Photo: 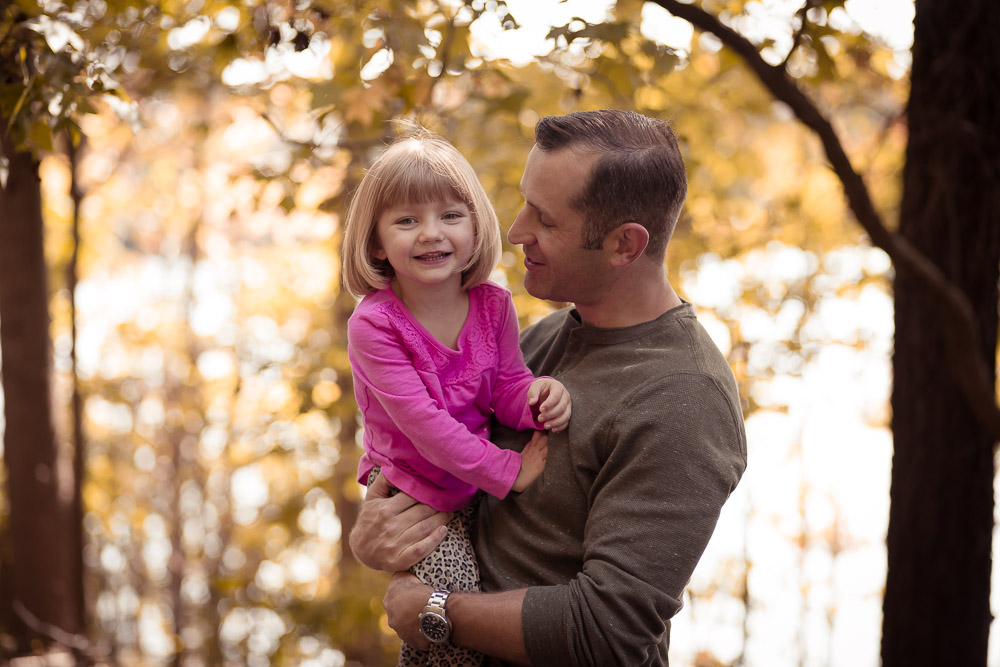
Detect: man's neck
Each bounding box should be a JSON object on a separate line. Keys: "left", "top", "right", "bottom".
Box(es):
{"left": 574, "top": 264, "right": 682, "bottom": 329}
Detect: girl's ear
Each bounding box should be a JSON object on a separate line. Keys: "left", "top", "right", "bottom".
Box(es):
{"left": 371, "top": 239, "right": 386, "bottom": 260}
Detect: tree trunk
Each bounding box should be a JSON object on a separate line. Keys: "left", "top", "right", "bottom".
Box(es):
{"left": 66, "top": 135, "right": 88, "bottom": 644}
{"left": 883, "top": 0, "right": 1000, "bottom": 664}
{"left": 0, "top": 122, "right": 80, "bottom": 648}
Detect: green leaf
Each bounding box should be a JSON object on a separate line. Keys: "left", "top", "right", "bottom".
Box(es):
{"left": 27, "top": 119, "right": 54, "bottom": 151}
{"left": 814, "top": 38, "right": 838, "bottom": 80}
{"left": 547, "top": 19, "right": 629, "bottom": 46}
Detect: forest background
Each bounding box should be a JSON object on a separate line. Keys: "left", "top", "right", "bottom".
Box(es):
{"left": 1, "top": 0, "right": 998, "bottom": 665}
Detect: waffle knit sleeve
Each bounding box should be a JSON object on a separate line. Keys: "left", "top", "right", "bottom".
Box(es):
{"left": 520, "top": 373, "right": 746, "bottom": 666}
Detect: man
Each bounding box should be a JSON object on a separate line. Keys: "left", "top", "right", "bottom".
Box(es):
{"left": 349, "top": 109, "right": 747, "bottom": 666}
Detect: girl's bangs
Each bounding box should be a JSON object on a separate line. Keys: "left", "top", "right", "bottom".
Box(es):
{"left": 378, "top": 156, "right": 468, "bottom": 212}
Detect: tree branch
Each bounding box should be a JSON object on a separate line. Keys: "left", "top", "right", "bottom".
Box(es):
{"left": 780, "top": 0, "right": 813, "bottom": 70}
{"left": 651, "top": 0, "right": 1000, "bottom": 441}
{"left": 13, "top": 600, "right": 109, "bottom": 657}
{"left": 422, "top": 2, "right": 458, "bottom": 107}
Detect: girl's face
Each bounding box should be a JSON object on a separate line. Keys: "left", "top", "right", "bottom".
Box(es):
{"left": 373, "top": 197, "right": 476, "bottom": 294}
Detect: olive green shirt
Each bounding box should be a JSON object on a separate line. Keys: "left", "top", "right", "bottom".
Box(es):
{"left": 475, "top": 303, "right": 747, "bottom": 666}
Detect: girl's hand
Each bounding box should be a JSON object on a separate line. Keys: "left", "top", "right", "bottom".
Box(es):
{"left": 527, "top": 378, "right": 572, "bottom": 432}
{"left": 512, "top": 430, "right": 548, "bottom": 492}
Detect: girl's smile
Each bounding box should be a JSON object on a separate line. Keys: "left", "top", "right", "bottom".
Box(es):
{"left": 374, "top": 198, "right": 476, "bottom": 292}
{"left": 415, "top": 251, "right": 452, "bottom": 262}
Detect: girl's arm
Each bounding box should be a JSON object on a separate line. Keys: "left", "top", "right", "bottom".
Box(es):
{"left": 489, "top": 292, "right": 554, "bottom": 430}
{"left": 349, "top": 312, "right": 522, "bottom": 500}
{"left": 511, "top": 430, "right": 548, "bottom": 492}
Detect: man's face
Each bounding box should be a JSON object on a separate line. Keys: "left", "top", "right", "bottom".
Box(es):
{"left": 508, "top": 146, "right": 612, "bottom": 306}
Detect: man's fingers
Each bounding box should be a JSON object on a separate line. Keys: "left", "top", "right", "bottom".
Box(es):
{"left": 396, "top": 523, "right": 449, "bottom": 568}
{"left": 351, "top": 475, "right": 449, "bottom": 571}
{"left": 384, "top": 572, "right": 433, "bottom": 649}
{"left": 368, "top": 474, "right": 423, "bottom": 514}
{"left": 382, "top": 507, "right": 451, "bottom": 571}
{"left": 397, "top": 505, "right": 452, "bottom": 541}
{"left": 372, "top": 491, "right": 422, "bottom": 526}
{"left": 366, "top": 471, "right": 394, "bottom": 499}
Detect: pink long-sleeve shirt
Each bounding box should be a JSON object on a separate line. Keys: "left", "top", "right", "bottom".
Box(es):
{"left": 349, "top": 281, "right": 543, "bottom": 512}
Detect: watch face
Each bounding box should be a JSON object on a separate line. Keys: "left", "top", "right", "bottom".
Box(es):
{"left": 419, "top": 613, "right": 450, "bottom": 644}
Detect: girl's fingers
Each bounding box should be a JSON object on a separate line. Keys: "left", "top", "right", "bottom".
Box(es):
{"left": 526, "top": 430, "right": 548, "bottom": 450}
{"left": 538, "top": 389, "right": 561, "bottom": 414}
{"left": 546, "top": 414, "right": 569, "bottom": 431}
{"left": 539, "top": 396, "right": 570, "bottom": 420}
{"left": 542, "top": 402, "right": 571, "bottom": 431}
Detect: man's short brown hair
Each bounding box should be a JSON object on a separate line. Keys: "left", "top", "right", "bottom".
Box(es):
{"left": 534, "top": 110, "right": 687, "bottom": 258}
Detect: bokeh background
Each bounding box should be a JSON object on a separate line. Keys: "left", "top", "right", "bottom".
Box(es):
{"left": 1, "top": 0, "right": 997, "bottom": 665}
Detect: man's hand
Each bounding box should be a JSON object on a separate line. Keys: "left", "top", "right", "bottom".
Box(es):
{"left": 384, "top": 574, "right": 533, "bottom": 665}
{"left": 348, "top": 472, "right": 452, "bottom": 571}
{"left": 527, "top": 377, "right": 572, "bottom": 432}
{"left": 511, "top": 430, "right": 548, "bottom": 493}
{"left": 384, "top": 572, "right": 434, "bottom": 649}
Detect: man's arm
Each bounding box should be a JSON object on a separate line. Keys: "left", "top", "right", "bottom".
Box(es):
{"left": 384, "top": 572, "right": 531, "bottom": 666}
{"left": 348, "top": 473, "right": 451, "bottom": 572}
{"left": 514, "top": 377, "right": 747, "bottom": 665}
{"left": 380, "top": 377, "right": 745, "bottom": 666}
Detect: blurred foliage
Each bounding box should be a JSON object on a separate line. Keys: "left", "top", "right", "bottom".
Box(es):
{"left": 1, "top": 0, "right": 912, "bottom": 664}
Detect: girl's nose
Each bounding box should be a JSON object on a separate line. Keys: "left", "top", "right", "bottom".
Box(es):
{"left": 419, "top": 221, "right": 444, "bottom": 242}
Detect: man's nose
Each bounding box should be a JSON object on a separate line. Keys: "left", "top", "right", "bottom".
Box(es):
{"left": 508, "top": 209, "right": 531, "bottom": 245}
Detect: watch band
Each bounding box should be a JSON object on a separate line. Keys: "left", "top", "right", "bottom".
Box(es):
{"left": 425, "top": 589, "right": 449, "bottom": 615}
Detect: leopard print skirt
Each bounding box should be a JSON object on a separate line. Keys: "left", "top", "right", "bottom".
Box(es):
{"left": 367, "top": 467, "right": 485, "bottom": 667}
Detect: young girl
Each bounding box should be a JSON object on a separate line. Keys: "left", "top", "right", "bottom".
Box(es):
{"left": 342, "top": 129, "right": 571, "bottom": 667}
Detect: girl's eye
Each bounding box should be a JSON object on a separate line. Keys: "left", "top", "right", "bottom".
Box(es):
{"left": 396, "top": 217, "right": 417, "bottom": 226}
{"left": 443, "top": 212, "right": 464, "bottom": 222}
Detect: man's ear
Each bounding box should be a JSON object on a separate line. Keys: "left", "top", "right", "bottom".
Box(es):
{"left": 607, "top": 222, "right": 649, "bottom": 267}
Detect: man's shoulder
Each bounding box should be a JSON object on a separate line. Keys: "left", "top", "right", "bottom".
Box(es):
{"left": 595, "top": 308, "right": 742, "bottom": 414}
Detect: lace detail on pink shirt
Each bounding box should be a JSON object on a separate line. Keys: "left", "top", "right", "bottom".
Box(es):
{"left": 372, "top": 285, "right": 507, "bottom": 386}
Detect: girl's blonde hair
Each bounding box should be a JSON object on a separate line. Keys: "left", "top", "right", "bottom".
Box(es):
{"left": 341, "top": 129, "right": 502, "bottom": 298}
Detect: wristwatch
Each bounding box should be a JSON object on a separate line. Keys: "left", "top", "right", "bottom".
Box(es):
{"left": 418, "top": 589, "right": 452, "bottom": 644}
